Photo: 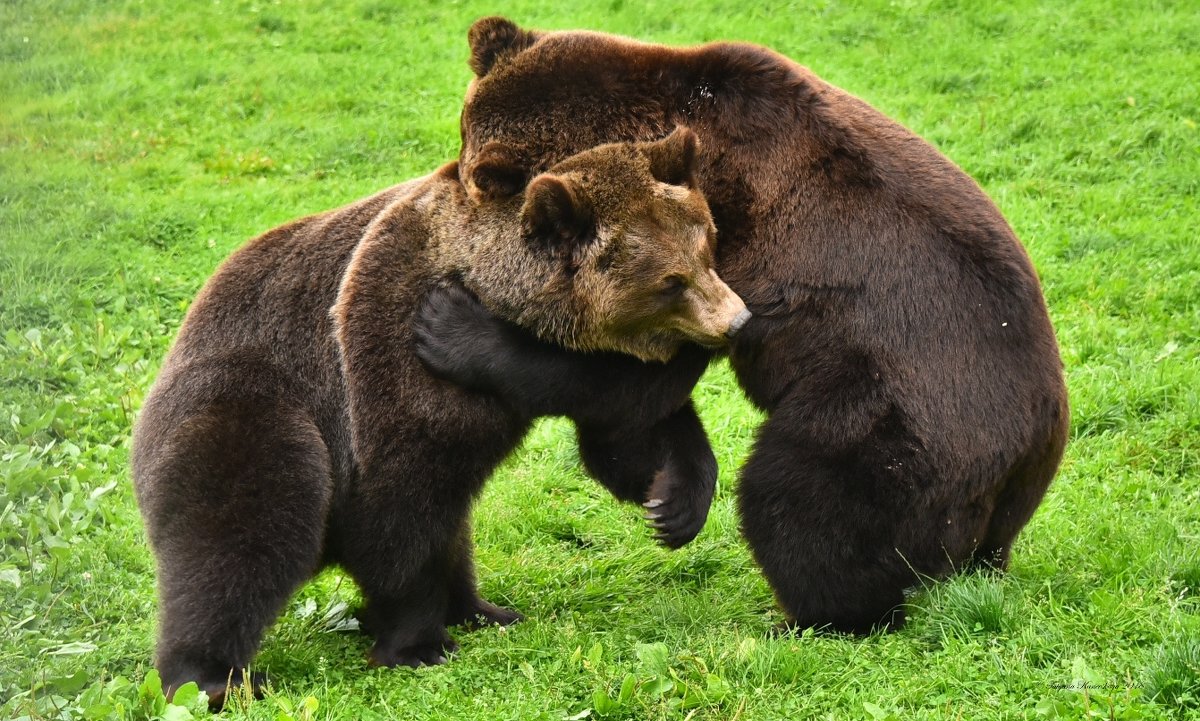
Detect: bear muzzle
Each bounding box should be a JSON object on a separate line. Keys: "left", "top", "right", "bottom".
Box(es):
{"left": 725, "top": 308, "right": 753, "bottom": 339}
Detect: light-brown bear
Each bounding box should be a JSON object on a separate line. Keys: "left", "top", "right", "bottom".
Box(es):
{"left": 415, "top": 17, "right": 1070, "bottom": 635}
{"left": 131, "top": 127, "right": 747, "bottom": 706}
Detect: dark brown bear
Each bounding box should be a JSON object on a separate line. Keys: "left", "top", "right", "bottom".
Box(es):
{"left": 131, "top": 128, "right": 748, "bottom": 705}
{"left": 416, "top": 17, "right": 1069, "bottom": 634}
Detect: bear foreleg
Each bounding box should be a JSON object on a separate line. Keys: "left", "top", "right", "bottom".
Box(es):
{"left": 413, "top": 283, "right": 712, "bottom": 426}
{"left": 737, "top": 408, "right": 913, "bottom": 634}
{"left": 577, "top": 400, "right": 717, "bottom": 548}
{"left": 443, "top": 521, "right": 524, "bottom": 628}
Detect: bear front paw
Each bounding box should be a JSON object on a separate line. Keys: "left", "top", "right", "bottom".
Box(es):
{"left": 448, "top": 599, "right": 524, "bottom": 630}
{"left": 644, "top": 466, "right": 713, "bottom": 549}
{"left": 413, "top": 284, "right": 500, "bottom": 388}
{"left": 643, "top": 495, "right": 708, "bottom": 549}
{"left": 368, "top": 635, "right": 459, "bottom": 668}
{"left": 187, "top": 670, "right": 266, "bottom": 711}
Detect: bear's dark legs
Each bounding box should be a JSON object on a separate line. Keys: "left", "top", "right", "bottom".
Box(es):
{"left": 333, "top": 496, "right": 467, "bottom": 668}
{"left": 969, "top": 402, "right": 1069, "bottom": 572}
{"left": 737, "top": 411, "right": 912, "bottom": 634}
{"left": 443, "top": 522, "right": 523, "bottom": 629}
{"left": 135, "top": 391, "right": 332, "bottom": 708}
{"left": 577, "top": 400, "right": 717, "bottom": 548}
{"left": 346, "top": 516, "right": 517, "bottom": 665}
{"left": 358, "top": 567, "right": 458, "bottom": 668}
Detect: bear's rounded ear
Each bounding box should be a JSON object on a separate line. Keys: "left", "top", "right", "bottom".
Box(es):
{"left": 521, "top": 175, "right": 595, "bottom": 268}
{"left": 645, "top": 126, "right": 700, "bottom": 188}
{"left": 470, "top": 142, "right": 528, "bottom": 200}
{"left": 468, "top": 16, "right": 541, "bottom": 77}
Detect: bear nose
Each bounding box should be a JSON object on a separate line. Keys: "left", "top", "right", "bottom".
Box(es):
{"left": 725, "top": 308, "right": 752, "bottom": 339}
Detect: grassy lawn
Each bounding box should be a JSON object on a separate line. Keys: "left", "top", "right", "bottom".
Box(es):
{"left": 2, "top": 0, "right": 1197, "bottom": 719}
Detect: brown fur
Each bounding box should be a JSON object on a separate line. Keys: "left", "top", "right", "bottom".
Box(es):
{"left": 450, "top": 128, "right": 746, "bottom": 362}
{"left": 447, "top": 17, "right": 1070, "bottom": 632}
{"left": 131, "top": 132, "right": 744, "bottom": 705}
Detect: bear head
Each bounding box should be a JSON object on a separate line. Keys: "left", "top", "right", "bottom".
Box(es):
{"left": 467, "top": 127, "right": 749, "bottom": 363}
{"left": 459, "top": 17, "right": 685, "bottom": 199}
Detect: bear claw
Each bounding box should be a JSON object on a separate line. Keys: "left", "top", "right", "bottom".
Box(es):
{"left": 639, "top": 493, "right": 706, "bottom": 549}
{"left": 450, "top": 600, "right": 524, "bottom": 630}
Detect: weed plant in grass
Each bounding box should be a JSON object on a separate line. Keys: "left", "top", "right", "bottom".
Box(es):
{"left": 2, "top": 1, "right": 1198, "bottom": 719}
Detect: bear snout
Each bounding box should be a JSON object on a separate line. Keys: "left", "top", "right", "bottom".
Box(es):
{"left": 725, "top": 308, "right": 752, "bottom": 339}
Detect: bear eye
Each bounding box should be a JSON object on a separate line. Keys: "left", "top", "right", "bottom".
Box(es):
{"left": 659, "top": 275, "right": 687, "bottom": 296}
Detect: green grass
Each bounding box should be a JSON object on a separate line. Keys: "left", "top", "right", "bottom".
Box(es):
{"left": 2, "top": 0, "right": 1198, "bottom": 719}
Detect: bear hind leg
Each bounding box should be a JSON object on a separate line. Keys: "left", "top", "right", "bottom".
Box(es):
{"left": 138, "top": 395, "right": 332, "bottom": 708}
